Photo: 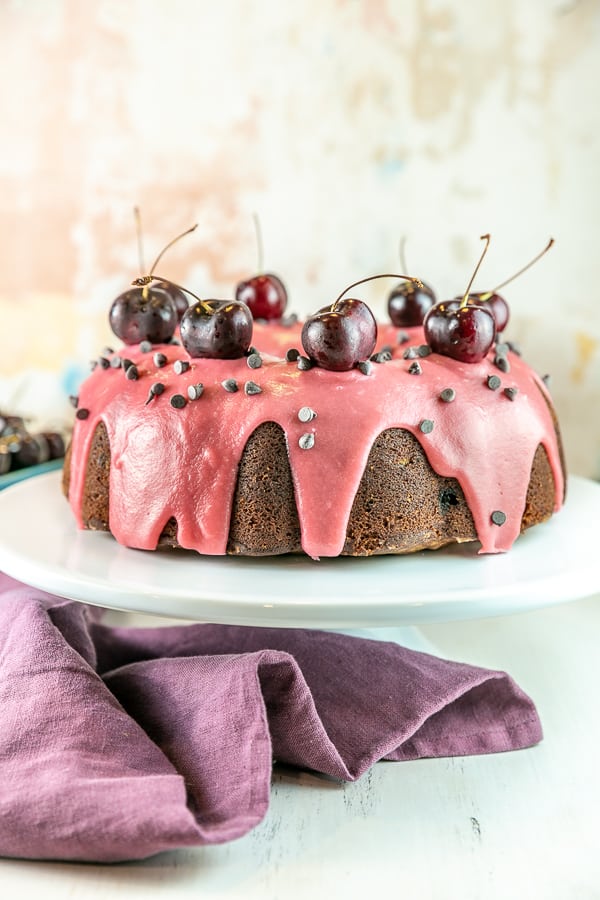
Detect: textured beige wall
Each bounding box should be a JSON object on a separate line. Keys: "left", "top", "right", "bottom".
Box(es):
{"left": 1, "top": 0, "right": 599, "bottom": 475}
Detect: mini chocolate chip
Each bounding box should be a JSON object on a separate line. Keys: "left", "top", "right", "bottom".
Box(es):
{"left": 408, "top": 361, "right": 422, "bottom": 375}
{"left": 282, "top": 313, "right": 298, "bottom": 327}
{"left": 174, "top": 359, "right": 190, "bottom": 375}
{"left": 358, "top": 360, "right": 373, "bottom": 376}
{"left": 170, "top": 394, "right": 186, "bottom": 409}
{"left": 494, "top": 355, "right": 510, "bottom": 373}
{"left": 487, "top": 375, "right": 501, "bottom": 391}
{"left": 110, "top": 356, "right": 122, "bottom": 369}
{"left": 495, "top": 342, "right": 510, "bottom": 356}
{"left": 153, "top": 352, "right": 167, "bottom": 368}
{"left": 139, "top": 341, "right": 152, "bottom": 353}
{"left": 299, "top": 433, "right": 315, "bottom": 450}
{"left": 297, "top": 356, "right": 313, "bottom": 370}
{"left": 440, "top": 388, "right": 456, "bottom": 402}
{"left": 98, "top": 357, "right": 110, "bottom": 369}
{"left": 125, "top": 365, "right": 139, "bottom": 381}
{"left": 122, "top": 358, "right": 134, "bottom": 371}
{"left": 145, "top": 383, "right": 165, "bottom": 405}
{"left": 222, "top": 379, "right": 239, "bottom": 393}
{"left": 397, "top": 331, "right": 410, "bottom": 345}
{"left": 89, "top": 360, "right": 98, "bottom": 371}
{"left": 403, "top": 347, "right": 418, "bottom": 360}
{"left": 504, "top": 387, "right": 518, "bottom": 401}
{"left": 491, "top": 510, "right": 506, "bottom": 526}
{"left": 187, "top": 383, "right": 204, "bottom": 401}
{"left": 247, "top": 353, "right": 262, "bottom": 369}
{"left": 417, "top": 344, "right": 432, "bottom": 358}
{"left": 506, "top": 341, "right": 522, "bottom": 356}
{"left": 244, "top": 381, "right": 262, "bottom": 395}
{"left": 372, "top": 350, "right": 392, "bottom": 364}
{"left": 419, "top": 419, "right": 434, "bottom": 434}
{"left": 102, "top": 346, "right": 114, "bottom": 356}
{"left": 298, "top": 406, "right": 317, "bottom": 423}
{"left": 76, "top": 408, "right": 89, "bottom": 420}
{"left": 69, "top": 395, "right": 79, "bottom": 408}
{"left": 379, "top": 344, "right": 393, "bottom": 355}
{"left": 542, "top": 373, "right": 551, "bottom": 386}
{"left": 169, "top": 338, "right": 181, "bottom": 346}
{"left": 286, "top": 348, "right": 300, "bottom": 362}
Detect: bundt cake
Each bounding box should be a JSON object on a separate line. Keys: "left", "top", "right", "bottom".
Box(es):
{"left": 62, "top": 322, "right": 565, "bottom": 558}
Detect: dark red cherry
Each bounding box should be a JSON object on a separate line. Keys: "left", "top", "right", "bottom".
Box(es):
{"left": 109, "top": 287, "right": 178, "bottom": 345}
{"left": 388, "top": 280, "right": 436, "bottom": 327}
{"left": 180, "top": 300, "right": 253, "bottom": 359}
{"left": 152, "top": 280, "right": 189, "bottom": 321}
{"left": 424, "top": 301, "right": 495, "bottom": 364}
{"left": 301, "top": 299, "right": 377, "bottom": 371}
{"left": 469, "top": 292, "right": 509, "bottom": 333}
{"left": 235, "top": 273, "right": 287, "bottom": 320}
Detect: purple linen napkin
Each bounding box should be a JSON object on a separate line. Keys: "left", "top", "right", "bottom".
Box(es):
{"left": 0, "top": 573, "right": 541, "bottom": 863}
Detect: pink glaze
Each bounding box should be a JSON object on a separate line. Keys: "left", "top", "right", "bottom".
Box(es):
{"left": 68, "top": 337, "right": 564, "bottom": 559}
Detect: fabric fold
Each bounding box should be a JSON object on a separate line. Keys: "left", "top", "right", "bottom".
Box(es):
{"left": 0, "top": 574, "right": 542, "bottom": 862}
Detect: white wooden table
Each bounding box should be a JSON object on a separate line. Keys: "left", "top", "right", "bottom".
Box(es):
{"left": 2, "top": 594, "right": 599, "bottom": 899}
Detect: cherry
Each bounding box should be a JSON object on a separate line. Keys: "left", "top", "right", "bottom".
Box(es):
{"left": 424, "top": 235, "right": 495, "bottom": 364}
{"left": 109, "top": 286, "right": 178, "bottom": 345}
{"left": 180, "top": 300, "right": 253, "bottom": 359}
{"left": 109, "top": 217, "right": 197, "bottom": 344}
{"left": 387, "top": 238, "right": 436, "bottom": 326}
{"left": 152, "top": 279, "right": 189, "bottom": 321}
{"left": 302, "top": 273, "right": 421, "bottom": 372}
{"left": 235, "top": 214, "right": 288, "bottom": 320}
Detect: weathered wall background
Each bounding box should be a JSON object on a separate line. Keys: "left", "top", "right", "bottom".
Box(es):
{"left": 1, "top": 0, "right": 599, "bottom": 475}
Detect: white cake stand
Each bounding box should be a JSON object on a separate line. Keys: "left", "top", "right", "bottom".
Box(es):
{"left": 0, "top": 471, "right": 599, "bottom": 649}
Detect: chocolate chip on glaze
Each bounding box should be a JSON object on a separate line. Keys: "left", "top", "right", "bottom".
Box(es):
{"left": 102, "top": 346, "right": 114, "bottom": 356}
{"left": 419, "top": 419, "right": 434, "bottom": 434}
{"left": 76, "top": 408, "right": 89, "bottom": 420}
{"left": 89, "top": 360, "right": 98, "bottom": 371}
{"left": 222, "top": 379, "right": 239, "bottom": 393}
{"left": 487, "top": 375, "right": 501, "bottom": 391}
{"left": 69, "top": 395, "right": 79, "bottom": 408}
{"left": 286, "top": 348, "right": 300, "bottom": 363}
{"left": 170, "top": 394, "right": 187, "bottom": 409}
{"left": 247, "top": 353, "right": 262, "bottom": 370}
{"left": 408, "top": 361, "right": 422, "bottom": 375}
{"left": 494, "top": 354, "right": 510, "bottom": 374}
{"left": 244, "top": 381, "right": 262, "bottom": 396}
{"left": 299, "top": 433, "right": 315, "bottom": 450}
{"left": 282, "top": 313, "right": 298, "bottom": 327}
{"left": 153, "top": 352, "right": 168, "bottom": 368}
{"left": 504, "top": 387, "right": 519, "bottom": 401}
{"left": 122, "top": 358, "right": 134, "bottom": 372}
{"left": 110, "top": 356, "right": 122, "bottom": 369}
{"left": 139, "top": 341, "right": 152, "bottom": 353}
{"left": 98, "top": 357, "right": 110, "bottom": 370}
{"left": 298, "top": 407, "right": 317, "bottom": 423}
{"left": 125, "top": 365, "right": 139, "bottom": 381}
{"left": 174, "top": 360, "right": 190, "bottom": 375}
{"left": 396, "top": 330, "right": 410, "bottom": 345}
{"left": 417, "top": 345, "right": 432, "bottom": 358}
{"left": 145, "top": 383, "right": 165, "bottom": 405}
{"left": 403, "top": 347, "right": 419, "bottom": 360}
{"left": 372, "top": 350, "right": 392, "bottom": 364}
{"left": 491, "top": 510, "right": 507, "bottom": 526}
{"left": 297, "top": 356, "right": 313, "bottom": 371}
{"left": 358, "top": 360, "right": 373, "bottom": 376}
{"left": 542, "top": 373, "right": 551, "bottom": 386}
{"left": 187, "top": 383, "right": 204, "bottom": 401}
{"left": 495, "top": 342, "right": 510, "bottom": 356}
{"left": 440, "top": 388, "right": 456, "bottom": 402}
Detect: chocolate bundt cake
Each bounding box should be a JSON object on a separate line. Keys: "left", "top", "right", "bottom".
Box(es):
{"left": 63, "top": 324, "right": 565, "bottom": 558}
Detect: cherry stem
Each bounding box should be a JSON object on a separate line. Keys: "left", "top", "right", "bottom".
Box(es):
{"left": 332, "top": 273, "right": 423, "bottom": 310}
{"left": 131, "top": 274, "right": 212, "bottom": 314}
{"left": 133, "top": 206, "right": 145, "bottom": 273}
{"left": 398, "top": 237, "right": 408, "bottom": 274}
{"left": 252, "top": 212, "right": 264, "bottom": 273}
{"left": 460, "top": 234, "right": 491, "bottom": 308}
{"left": 148, "top": 224, "right": 198, "bottom": 278}
{"left": 478, "top": 237, "right": 555, "bottom": 299}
